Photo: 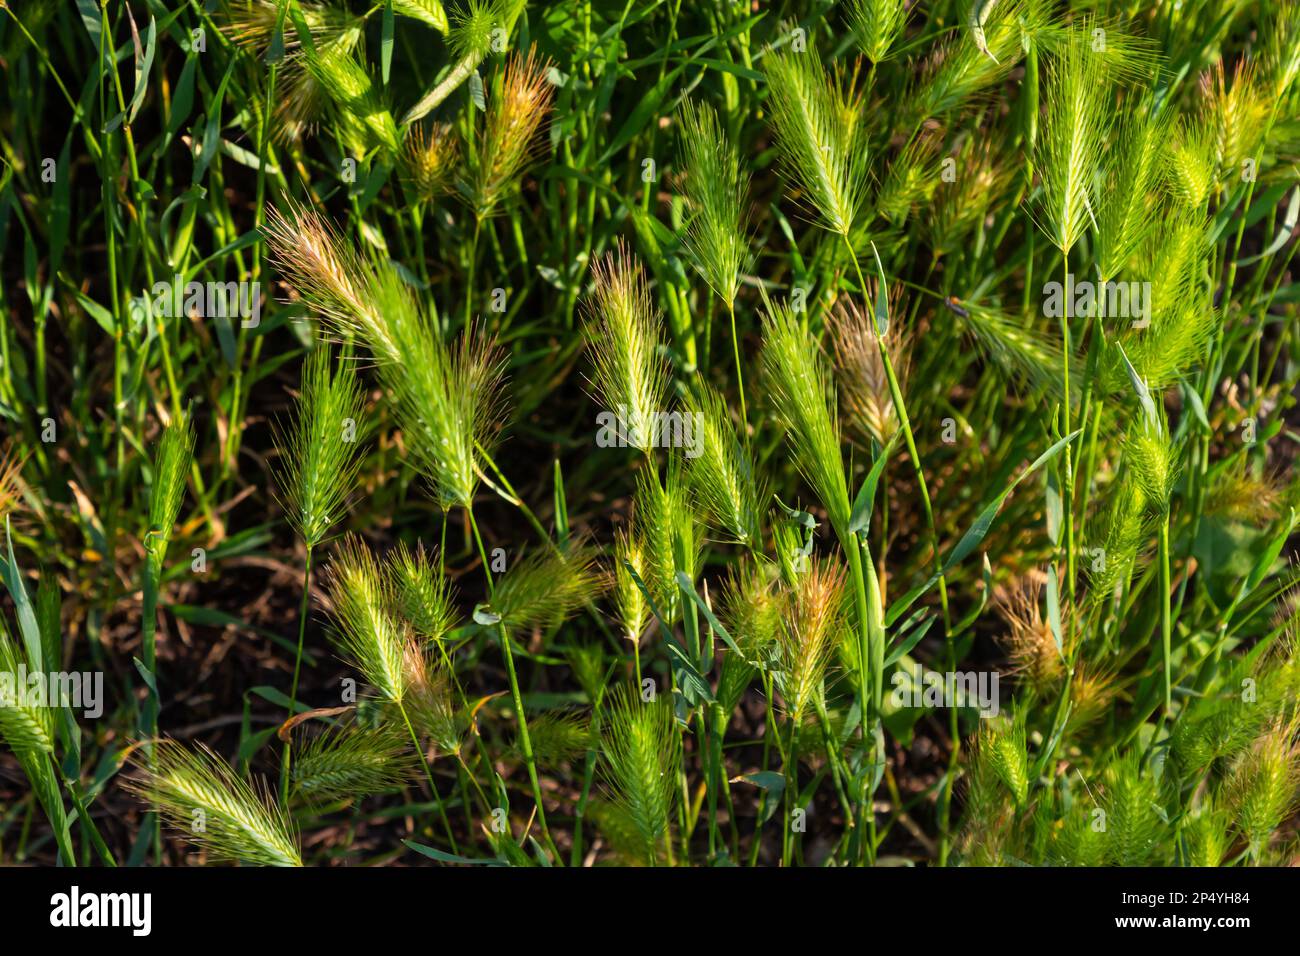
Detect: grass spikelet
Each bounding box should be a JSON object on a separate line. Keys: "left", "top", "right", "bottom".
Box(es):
{"left": 1224, "top": 720, "right": 1300, "bottom": 860}
{"left": 716, "top": 560, "right": 782, "bottom": 714}
{"left": 929, "top": 136, "right": 1014, "bottom": 256}
{"left": 515, "top": 710, "right": 594, "bottom": 767}
{"left": 599, "top": 685, "right": 682, "bottom": 866}
{"left": 849, "top": 0, "right": 907, "bottom": 63}
{"left": 763, "top": 44, "right": 868, "bottom": 237}
{"left": 1164, "top": 115, "right": 1218, "bottom": 211}
{"left": 291, "top": 726, "right": 417, "bottom": 803}
{"left": 267, "top": 201, "right": 506, "bottom": 509}
{"left": 302, "top": 44, "right": 400, "bottom": 155}
{"left": 388, "top": 541, "right": 458, "bottom": 643}
{"left": 129, "top": 741, "right": 302, "bottom": 867}
{"left": 613, "top": 529, "right": 650, "bottom": 645}
{"left": 774, "top": 559, "right": 845, "bottom": 723}
{"left": 677, "top": 99, "right": 750, "bottom": 307}
{"left": 0, "top": 446, "right": 23, "bottom": 523}
{"left": 683, "top": 384, "right": 763, "bottom": 547}
{"left": 975, "top": 714, "right": 1030, "bottom": 811}
{"left": 147, "top": 414, "right": 194, "bottom": 568}
{"left": 484, "top": 542, "right": 604, "bottom": 631}
{"left": 830, "top": 296, "right": 907, "bottom": 444}
{"left": 995, "top": 575, "right": 1065, "bottom": 696}
{"left": 633, "top": 460, "right": 699, "bottom": 624}
{"left": 324, "top": 536, "right": 410, "bottom": 703}
{"left": 392, "top": 0, "right": 450, "bottom": 31}
{"left": 1104, "top": 752, "right": 1165, "bottom": 865}
{"left": 1034, "top": 22, "right": 1113, "bottom": 255}
{"left": 401, "top": 122, "right": 461, "bottom": 204}
{"left": 272, "top": 346, "right": 367, "bottom": 549}
{"left": 464, "top": 49, "right": 554, "bottom": 220}
{"left": 583, "top": 243, "right": 669, "bottom": 458}
{"left": 761, "top": 299, "right": 850, "bottom": 535}
{"left": 1096, "top": 104, "right": 1169, "bottom": 281}
{"left": 1086, "top": 475, "right": 1148, "bottom": 608}
{"left": 0, "top": 621, "right": 56, "bottom": 756}
{"left": 958, "top": 303, "right": 1065, "bottom": 398}
{"left": 1203, "top": 59, "right": 1269, "bottom": 176}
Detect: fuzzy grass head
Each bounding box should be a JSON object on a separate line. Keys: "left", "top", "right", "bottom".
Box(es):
{"left": 764, "top": 43, "right": 868, "bottom": 237}
{"left": 291, "top": 725, "right": 418, "bottom": 805}
{"left": 146, "top": 413, "right": 194, "bottom": 570}
{"left": 128, "top": 741, "right": 302, "bottom": 867}
{"left": 1033, "top": 22, "right": 1114, "bottom": 256}
{"left": 464, "top": 48, "right": 554, "bottom": 220}
{"left": 684, "top": 384, "right": 763, "bottom": 547}
{"left": 677, "top": 98, "right": 750, "bottom": 307}
{"left": 267, "top": 201, "right": 506, "bottom": 509}
{"left": 388, "top": 541, "right": 458, "bottom": 643}
{"left": 482, "top": 541, "right": 604, "bottom": 631}
{"left": 324, "top": 536, "right": 411, "bottom": 703}
{"left": 775, "top": 558, "right": 846, "bottom": 723}
{"left": 272, "top": 346, "right": 367, "bottom": 549}
{"left": 830, "top": 295, "right": 908, "bottom": 446}
{"left": 583, "top": 243, "right": 670, "bottom": 459}
{"left": 598, "top": 684, "right": 682, "bottom": 866}
{"left": 849, "top": 0, "right": 907, "bottom": 64}
{"left": 401, "top": 122, "right": 460, "bottom": 205}
{"left": 761, "top": 299, "right": 850, "bottom": 536}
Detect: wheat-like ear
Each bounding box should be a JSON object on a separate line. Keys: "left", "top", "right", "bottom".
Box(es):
{"left": 911, "top": 0, "right": 1040, "bottom": 120}
{"left": 128, "top": 740, "right": 302, "bottom": 867}
{"left": 272, "top": 346, "right": 367, "bottom": 549}
{"left": 400, "top": 122, "right": 460, "bottom": 205}
{"left": 1265, "top": 15, "right": 1300, "bottom": 98}
{"left": 388, "top": 541, "right": 458, "bottom": 642}
{"left": 1104, "top": 751, "right": 1167, "bottom": 865}
{"left": 677, "top": 99, "right": 750, "bottom": 307}
{"left": 290, "top": 725, "right": 417, "bottom": 804}
{"left": 716, "top": 559, "right": 782, "bottom": 715}
{"left": 613, "top": 528, "right": 650, "bottom": 645}
{"left": 1095, "top": 102, "right": 1168, "bottom": 281}
{"left": 848, "top": 0, "right": 907, "bottom": 63}
{"left": 1163, "top": 114, "right": 1218, "bottom": 212}
{"left": 599, "top": 684, "right": 682, "bottom": 866}
{"left": 1033, "top": 22, "right": 1113, "bottom": 256}
{"left": 634, "top": 460, "right": 699, "bottom": 625}
{"left": 483, "top": 540, "right": 604, "bottom": 630}
{"left": 0, "top": 620, "right": 56, "bottom": 756}
{"left": 760, "top": 299, "right": 850, "bottom": 536}
{"left": 684, "top": 384, "right": 763, "bottom": 548}
{"left": 583, "top": 242, "right": 670, "bottom": 458}
{"left": 267, "top": 201, "right": 506, "bottom": 509}
{"left": 147, "top": 412, "right": 194, "bottom": 570}
{"left": 324, "top": 536, "right": 410, "bottom": 703}
{"left": 301, "top": 43, "right": 400, "bottom": 155}
{"left": 223, "top": 0, "right": 360, "bottom": 52}
{"left": 514, "top": 710, "right": 595, "bottom": 767}
{"left": 774, "top": 559, "right": 846, "bottom": 723}
{"left": 763, "top": 43, "right": 868, "bottom": 237}
{"left": 464, "top": 49, "right": 554, "bottom": 220}
{"left": 392, "top": 0, "right": 449, "bottom": 31}
{"left": 1223, "top": 719, "right": 1300, "bottom": 861}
